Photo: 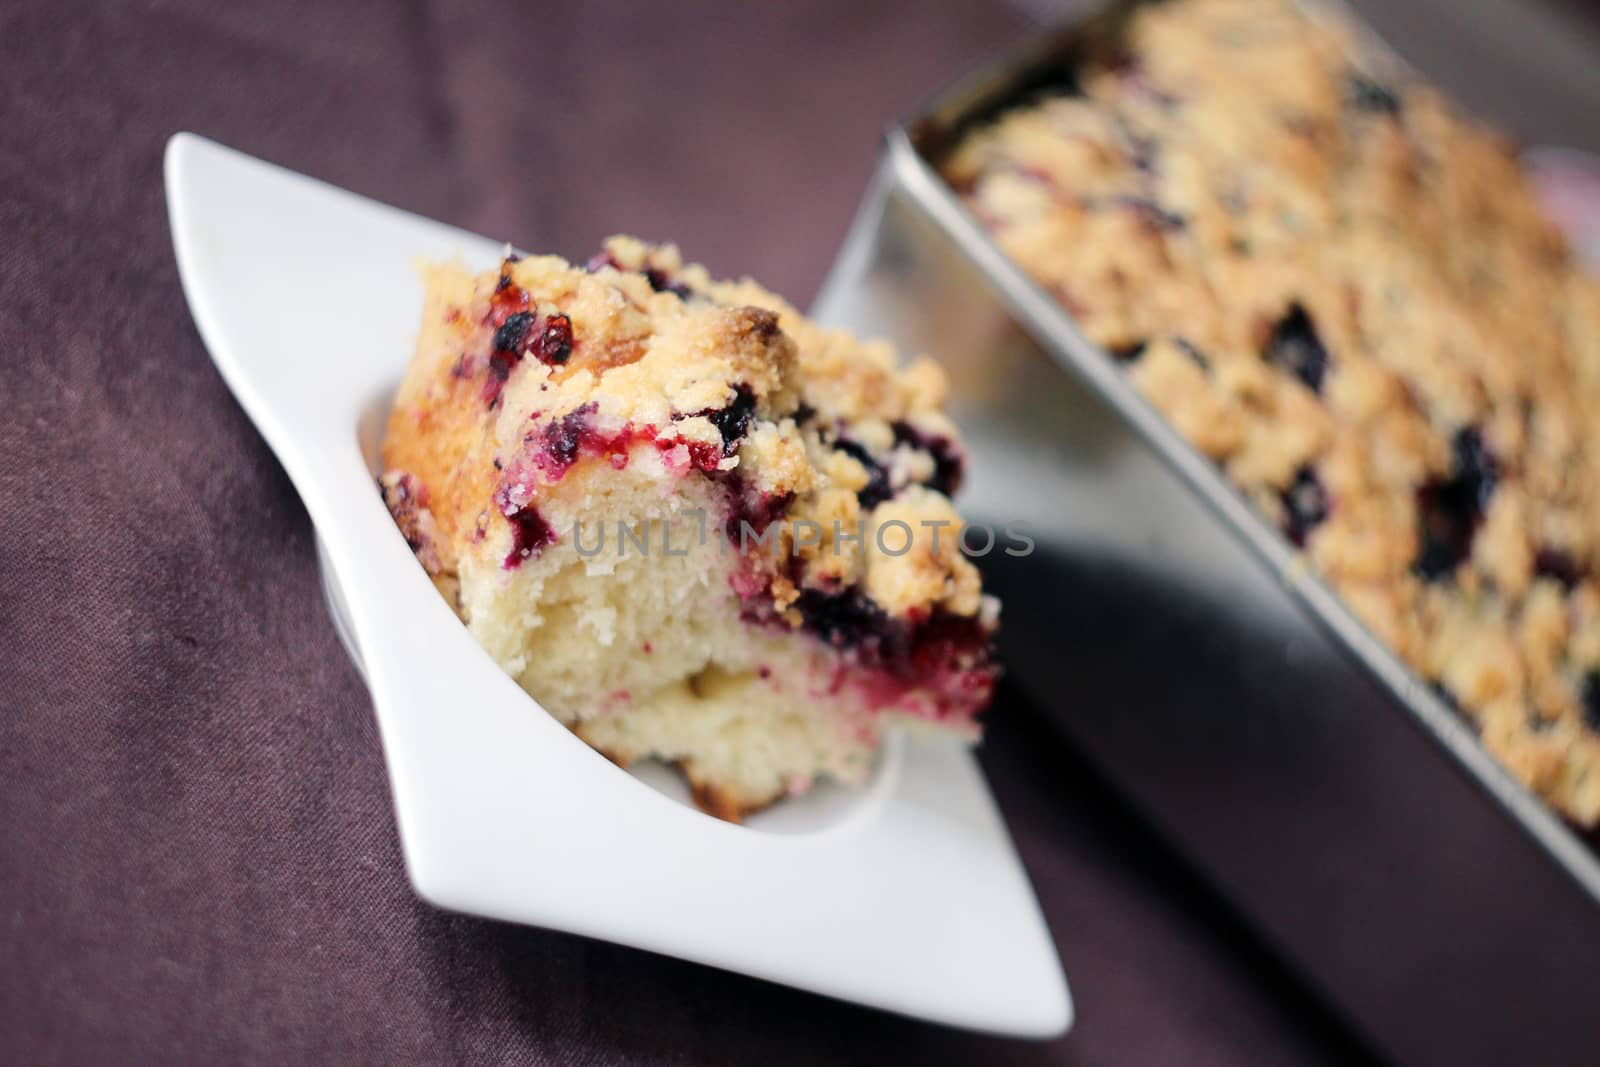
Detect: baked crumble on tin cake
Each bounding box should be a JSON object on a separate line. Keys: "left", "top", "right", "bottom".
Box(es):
{"left": 380, "top": 236, "right": 997, "bottom": 820}
{"left": 945, "top": 0, "right": 1600, "bottom": 823}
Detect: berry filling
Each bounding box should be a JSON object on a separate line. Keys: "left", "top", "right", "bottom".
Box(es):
{"left": 1414, "top": 427, "right": 1497, "bottom": 581}
{"left": 583, "top": 249, "right": 692, "bottom": 299}
{"left": 483, "top": 277, "right": 533, "bottom": 403}
{"left": 486, "top": 307, "right": 575, "bottom": 404}
{"left": 664, "top": 435, "right": 728, "bottom": 475}
{"left": 492, "top": 485, "right": 558, "bottom": 569}
{"left": 489, "top": 268, "right": 529, "bottom": 320}
{"left": 515, "top": 384, "right": 766, "bottom": 493}
{"left": 526, "top": 403, "right": 636, "bottom": 481}
{"left": 492, "top": 310, "right": 536, "bottom": 355}
{"left": 891, "top": 421, "right": 965, "bottom": 498}
{"left": 834, "top": 438, "right": 894, "bottom": 510}
{"left": 645, "top": 267, "right": 693, "bottom": 300}
{"left": 1347, "top": 72, "right": 1403, "bottom": 116}
{"left": 1583, "top": 672, "right": 1600, "bottom": 731}
{"left": 1264, "top": 303, "right": 1330, "bottom": 393}
{"left": 699, "top": 384, "right": 757, "bottom": 450}
{"left": 497, "top": 387, "right": 781, "bottom": 568}
{"left": 826, "top": 423, "right": 968, "bottom": 510}
{"left": 722, "top": 477, "right": 795, "bottom": 541}
{"left": 1112, "top": 115, "right": 1161, "bottom": 175}
{"left": 530, "top": 313, "right": 574, "bottom": 366}
{"left": 483, "top": 269, "right": 575, "bottom": 405}
{"left": 1535, "top": 548, "right": 1586, "bottom": 589}
{"left": 1282, "top": 466, "right": 1330, "bottom": 547}
{"left": 1104, "top": 52, "right": 1179, "bottom": 109}
{"left": 1173, "top": 337, "right": 1210, "bottom": 370}
{"left": 669, "top": 384, "right": 760, "bottom": 472}
{"left": 1115, "top": 195, "right": 1186, "bottom": 232}
{"left": 379, "top": 472, "right": 434, "bottom": 556}
{"left": 790, "top": 588, "right": 996, "bottom": 720}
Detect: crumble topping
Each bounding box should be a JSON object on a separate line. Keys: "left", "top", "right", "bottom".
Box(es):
{"left": 945, "top": 0, "right": 1600, "bottom": 822}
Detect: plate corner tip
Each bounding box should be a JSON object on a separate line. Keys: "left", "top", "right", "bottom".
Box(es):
{"left": 402, "top": 849, "right": 458, "bottom": 914}
{"left": 1023, "top": 968, "right": 1075, "bottom": 1041}
{"left": 164, "top": 130, "right": 198, "bottom": 170}
{"left": 1050, "top": 993, "right": 1076, "bottom": 1040}
{"left": 1017, "top": 997, "right": 1074, "bottom": 1042}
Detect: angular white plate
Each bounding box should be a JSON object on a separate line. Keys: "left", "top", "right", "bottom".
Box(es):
{"left": 164, "top": 132, "right": 1070, "bottom": 1038}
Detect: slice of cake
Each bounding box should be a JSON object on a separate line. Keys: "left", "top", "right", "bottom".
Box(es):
{"left": 380, "top": 236, "right": 997, "bottom": 820}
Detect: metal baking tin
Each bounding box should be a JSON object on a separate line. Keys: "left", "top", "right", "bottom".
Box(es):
{"left": 811, "top": 3, "right": 1600, "bottom": 1063}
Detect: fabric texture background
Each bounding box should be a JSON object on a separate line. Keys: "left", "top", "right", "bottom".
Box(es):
{"left": 11, "top": 0, "right": 1587, "bottom": 1062}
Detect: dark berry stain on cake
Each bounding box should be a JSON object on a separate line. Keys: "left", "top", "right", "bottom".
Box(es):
{"left": 379, "top": 471, "right": 424, "bottom": 510}
{"left": 379, "top": 472, "right": 435, "bottom": 559}
{"left": 535, "top": 407, "right": 590, "bottom": 479}
{"left": 669, "top": 435, "right": 728, "bottom": 475}
{"left": 488, "top": 271, "right": 529, "bottom": 324}
{"left": 793, "top": 588, "right": 894, "bottom": 655}
{"left": 531, "top": 312, "right": 574, "bottom": 366}
{"left": 1116, "top": 195, "right": 1186, "bottom": 232}
{"left": 490, "top": 307, "right": 574, "bottom": 387}
{"left": 494, "top": 491, "right": 558, "bottom": 569}
{"left": 671, "top": 384, "right": 759, "bottom": 471}
{"left": 1173, "top": 337, "right": 1210, "bottom": 370}
{"left": 582, "top": 248, "right": 692, "bottom": 298}
{"left": 1282, "top": 466, "right": 1330, "bottom": 546}
{"left": 826, "top": 423, "right": 966, "bottom": 510}
{"left": 483, "top": 271, "right": 534, "bottom": 404}
{"left": 520, "top": 386, "right": 764, "bottom": 490}
{"left": 527, "top": 402, "right": 640, "bottom": 480}
{"left": 480, "top": 266, "right": 577, "bottom": 403}
{"left": 645, "top": 267, "right": 693, "bottom": 300}
{"left": 1414, "top": 428, "right": 1497, "bottom": 581}
{"left": 704, "top": 384, "right": 757, "bottom": 450}
{"left": 1103, "top": 51, "right": 1179, "bottom": 109}
{"left": 1113, "top": 116, "right": 1161, "bottom": 175}
{"left": 1534, "top": 547, "right": 1586, "bottom": 590}
{"left": 1582, "top": 672, "right": 1600, "bottom": 731}
{"left": 1264, "top": 303, "right": 1330, "bottom": 392}
{"left": 1347, "top": 72, "right": 1403, "bottom": 115}
{"left": 493, "top": 310, "right": 536, "bottom": 356}
{"left": 893, "top": 421, "right": 965, "bottom": 498}
{"left": 724, "top": 480, "right": 796, "bottom": 541}
{"left": 834, "top": 439, "right": 894, "bottom": 510}
{"left": 790, "top": 588, "right": 996, "bottom": 715}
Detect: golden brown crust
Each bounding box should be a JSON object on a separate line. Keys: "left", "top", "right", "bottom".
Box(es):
{"left": 576, "top": 737, "right": 764, "bottom": 822}
{"left": 381, "top": 263, "right": 500, "bottom": 574}
{"left": 946, "top": 0, "right": 1600, "bottom": 822}
{"left": 687, "top": 779, "right": 756, "bottom": 825}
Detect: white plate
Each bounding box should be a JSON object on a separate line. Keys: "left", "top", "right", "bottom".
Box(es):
{"left": 164, "top": 132, "right": 1071, "bottom": 1038}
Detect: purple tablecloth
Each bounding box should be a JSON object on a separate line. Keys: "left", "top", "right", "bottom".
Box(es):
{"left": 6, "top": 0, "right": 1590, "bottom": 1062}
